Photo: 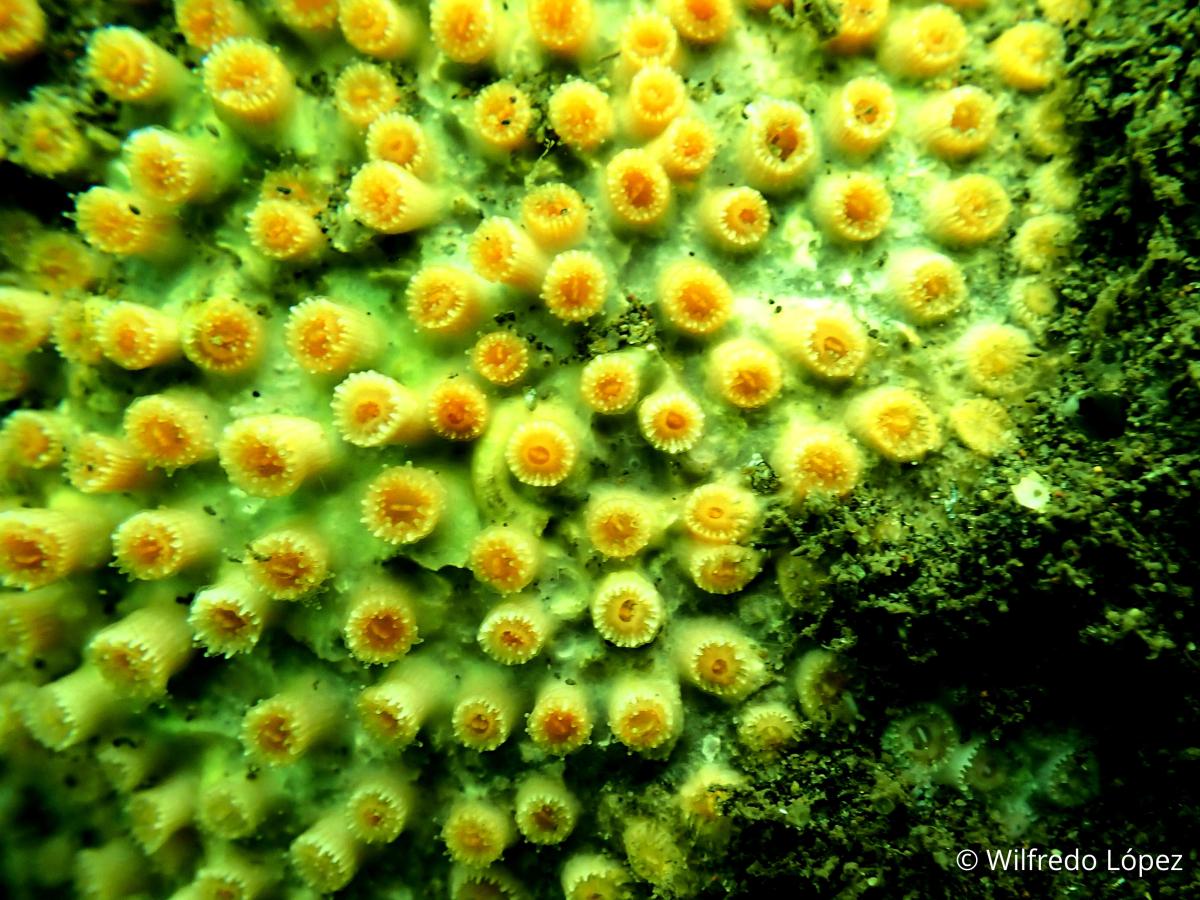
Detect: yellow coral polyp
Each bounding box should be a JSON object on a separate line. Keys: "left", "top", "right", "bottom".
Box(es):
{"left": 682, "top": 483, "right": 758, "bottom": 544}
{"left": 580, "top": 352, "right": 641, "bottom": 414}
{"left": 520, "top": 183, "right": 589, "bottom": 250}
{"left": 347, "top": 160, "right": 442, "bottom": 234}
{"left": 823, "top": 0, "right": 887, "bottom": 54}
{"left": 618, "top": 11, "right": 679, "bottom": 71}
{"left": 658, "top": 259, "right": 733, "bottom": 336}
{"left": 549, "top": 80, "right": 614, "bottom": 153}
{"left": 887, "top": 249, "right": 967, "bottom": 324}
{"left": 527, "top": 680, "right": 593, "bottom": 754}
{"left": 585, "top": 490, "right": 657, "bottom": 559}
{"left": 97, "top": 302, "right": 181, "bottom": 370}
{"left": 0, "top": 0, "right": 45, "bottom": 63}
{"left": 125, "top": 128, "right": 223, "bottom": 206}
{"left": 443, "top": 799, "right": 514, "bottom": 866}
{"left": 826, "top": 77, "right": 896, "bottom": 157}
{"left": 591, "top": 570, "right": 665, "bottom": 648}
{"left": 406, "top": 264, "right": 482, "bottom": 336}
{"left": 181, "top": 296, "right": 265, "bottom": 375}
{"left": 332, "top": 370, "right": 425, "bottom": 447}
{"left": 67, "top": 433, "right": 153, "bottom": 493}
{"left": 430, "top": 0, "right": 497, "bottom": 64}
{"left": 666, "top": 0, "right": 733, "bottom": 45}
{"left": 776, "top": 425, "right": 863, "bottom": 501}
{"left": 993, "top": 22, "right": 1063, "bottom": 92}
{"left": 699, "top": 186, "right": 770, "bottom": 252}
{"left": 243, "top": 683, "right": 340, "bottom": 765}
{"left": 626, "top": 64, "right": 687, "bottom": 138}
{"left": 475, "top": 82, "right": 535, "bottom": 153}
{"left": 541, "top": 250, "right": 608, "bottom": 322}
{"left": 811, "top": 171, "right": 893, "bottom": 243}
{"left": 175, "top": 0, "right": 257, "bottom": 52}
{"left": 366, "top": 113, "right": 434, "bottom": 177}
{"left": 739, "top": 99, "right": 818, "bottom": 193}
{"left": 848, "top": 386, "right": 942, "bottom": 462}
{"left": 478, "top": 597, "right": 551, "bottom": 664}
{"left": 776, "top": 304, "right": 870, "bottom": 381}
{"left": 505, "top": 419, "right": 578, "bottom": 486}
{"left": 344, "top": 582, "right": 419, "bottom": 664}
{"left": 607, "top": 677, "right": 682, "bottom": 755}
{"left": 708, "top": 337, "right": 784, "bottom": 409}
{"left": 638, "top": 388, "right": 705, "bottom": 453}
{"left": 1, "top": 410, "right": 67, "bottom": 469}
{"left": 528, "top": 0, "right": 594, "bottom": 57}
{"left": 427, "top": 378, "right": 491, "bottom": 441}
{"left": 604, "top": 149, "right": 672, "bottom": 229}
{"left": 334, "top": 61, "right": 399, "bottom": 129}
{"left": 653, "top": 115, "right": 718, "bottom": 181}
{"left": 880, "top": 5, "right": 968, "bottom": 79}
{"left": 472, "top": 332, "right": 530, "bottom": 386}
{"left": 75, "top": 188, "right": 178, "bottom": 259}
{"left": 245, "top": 527, "right": 330, "bottom": 600}
{"left": 112, "top": 509, "right": 215, "bottom": 580}
{"left": 0, "top": 288, "right": 55, "bottom": 355}
{"left": 925, "top": 174, "right": 1012, "bottom": 247}
{"left": 361, "top": 466, "right": 446, "bottom": 544}
{"left": 958, "top": 322, "right": 1035, "bottom": 396}
{"left": 202, "top": 38, "right": 295, "bottom": 127}
{"left": 0, "top": 508, "right": 107, "bottom": 589}
{"left": 86, "top": 27, "right": 184, "bottom": 105}
{"left": 339, "top": 0, "right": 417, "bottom": 60}
{"left": 917, "top": 87, "right": 998, "bottom": 161}
{"left": 469, "top": 217, "right": 548, "bottom": 290}
{"left": 284, "top": 297, "right": 379, "bottom": 375}
{"left": 469, "top": 525, "right": 541, "bottom": 593}
{"left": 218, "top": 415, "right": 331, "bottom": 497}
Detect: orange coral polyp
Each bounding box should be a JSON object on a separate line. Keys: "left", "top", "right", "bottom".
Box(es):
{"left": 202, "top": 38, "right": 295, "bottom": 127}
{"left": 0, "top": 509, "right": 105, "bottom": 589}
{"left": 67, "top": 433, "right": 152, "bottom": 493}
{"left": 580, "top": 353, "right": 641, "bottom": 414}
{"left": 98, "top": 303, "right": 181, "bottom": 371}
{"left": 654, "top": 115, "right": 717, "bottom": 180}
{"left": 740, "top": 99, "right": 818, "bottom": 193}
{"left": 468, "top": 218, "right": 548, "bottom": 290}
{"left": 0, "top": 288, "right": 55, "bottom": 355}
{"left": 585, "top": 491, "right": 656, "bottom": 559}
{"left": 276, "top": 0, "right": 339, "bottom": 33}
{"left": 361, "top": 466, "right": 446, "bottom": 544}
{"left": 112, "top": 509, "right": 214, "bottom": 580}
{"left": 848, "top": 386, "right": 942, "bottom": 462}
{"left": 344, "top": 583, "right": 419, "bottom": 664}
{"left": 708, "top": 338, "right": 783, "bottom": 409}
{"left": 812, "top": 171, "right": 892, "bottom": 243}
{"left": 527, "top": 681, "right": 592, "bottom": 754}
{"left": 776, "top": 425, "right": 863, "bottom": 501}
{"left": 618, "top": 11, "right": 678, "bottom": 71}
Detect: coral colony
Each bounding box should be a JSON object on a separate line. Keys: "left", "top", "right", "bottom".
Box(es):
{"left": 0, "top": 0, "right": 1087, "bottom": 895}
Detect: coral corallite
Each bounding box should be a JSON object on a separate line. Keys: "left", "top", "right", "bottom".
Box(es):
{"left": 0, "top": 0, "right": 1081, "bottom": 895}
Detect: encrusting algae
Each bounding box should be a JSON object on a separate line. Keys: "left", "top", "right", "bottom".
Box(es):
{"left": 4, "top": 0, "right": 1152, "bottom": 895}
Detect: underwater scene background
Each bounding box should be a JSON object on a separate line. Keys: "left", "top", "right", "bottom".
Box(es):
{"left": 1, "top": 0, "right": 1197, "bottom": 897}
